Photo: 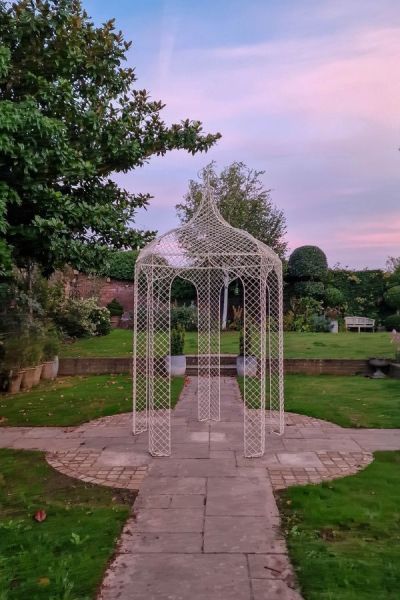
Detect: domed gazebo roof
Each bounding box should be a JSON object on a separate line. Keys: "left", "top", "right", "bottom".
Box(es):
{"left": 136, "top": 187, "right": 281, "bottom": 273}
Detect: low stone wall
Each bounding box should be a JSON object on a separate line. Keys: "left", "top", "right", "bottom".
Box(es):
{"left": 59, "top": 356, "right": 370, "bottom": 377}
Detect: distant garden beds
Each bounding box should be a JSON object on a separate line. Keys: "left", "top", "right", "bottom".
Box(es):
{"left": 60, "top": 329, "right": 394, "bottom": 360}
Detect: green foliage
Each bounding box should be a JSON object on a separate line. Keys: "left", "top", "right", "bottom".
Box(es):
{"left": 171, "top": 278, "right": 197, "bottom": 303}
{"left": 384, "top": 285, "right": 400, "bottom": 310}
{"left": 327, "top": 268, "right": 387, "bottom": 321}
{"left": 106, "top": 298, "right": 124, "bottom": 317}
{"left": 171, "top": 305, "right": 198, "bottom": 331}
{"left": 101, "top": 250, "right": 138, "bottom": 281}
{"left": 176, "top": 161, "right": 287, "bottom": 257}
{"left": 171, "top": 325, "right": 185, "bottom": 355}
{"left": 385, "top": 314, "right": 400, "bottom": 331}
{"left": 42, "top": 327, "right": 60, "bottom": 360}
{"left": 288, "top": 246, "right": 328, "bottom": 280}
{"left": 54, "top": 297, "right": 111, "bottom": 338}
{"left": 310, "top": 315, "right": 332, "bottom": 332}
{"left": 293, "top": 281, "right": 325, "bottom": 299}
{"left": 284, "top": 297, "right": 324, "bottom": 332}
{"left": 0, "top": 1, "right": 219, "bottom": 275}
{"left": 239, "top": 327, "right": 254, "bottom": 356}
{"left": 324, "top": 285, "right": 344, "bottom": 307}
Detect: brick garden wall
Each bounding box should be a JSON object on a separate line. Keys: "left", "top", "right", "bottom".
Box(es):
{"left": 68, "top": 273, "right": 134, "bottom": 312}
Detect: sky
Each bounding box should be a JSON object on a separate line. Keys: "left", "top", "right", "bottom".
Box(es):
{"left": 85, "top": 0, "right": 400, "bottom": 269}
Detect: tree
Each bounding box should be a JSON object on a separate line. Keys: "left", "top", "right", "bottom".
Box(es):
{"left": 176, "top": 161, "right": 287, "bottom": 328}
{"left": 0, "top": 0, "right": 220, "bottom": 276}
{"left": 177, "top": 162, "right": 287, "bottom": 256}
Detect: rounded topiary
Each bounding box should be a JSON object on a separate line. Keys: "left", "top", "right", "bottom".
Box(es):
{"left": 385, "top": 314, "right": 400, "bottom": 331}
{"left": 324, "top": 286, "right": 344, "bottom": 307}
{"left": 107, "top": 298, "right": 124, "bottom": 317}
{"left": 288, "top": 246, "right": 328, "bottom": 280}
{"left": 384, "top": 285, "right": 400, "bottom": 311}
{"left": 293, "top": 281, "right": 325, "bottom": 299}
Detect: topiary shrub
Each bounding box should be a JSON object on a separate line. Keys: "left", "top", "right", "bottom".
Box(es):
{"left": 107, "top": 298, "right": 124, "bottom": 317}
{"left": 170, "top": 325, "right": 185, "bottom": 355}
{"left": 310, "top": 315, "right": 331, "bottom": 332}
{"left": 324, "top": 286, "right": 344, "bottom": 307}
{"left": 293, "top": 281, "right": 325, "bottom": 299}
{"left": 385, "top": 314, "right": 400, "bottom": 331}
{"left": 384, "top": 286, "right": 400, "bottom": 311}
{"left": 288, "top": 246, "right": 328, "bottom": 280}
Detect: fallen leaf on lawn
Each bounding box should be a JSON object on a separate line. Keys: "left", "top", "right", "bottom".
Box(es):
{"left": 37, "top": 577, "right": 50, "bottom": 587}
{"left": 34, "top": 509, "right": 47, "bottom": 522}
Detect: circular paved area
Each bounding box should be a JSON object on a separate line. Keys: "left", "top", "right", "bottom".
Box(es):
{"left": 45, "top": 411, "right": 372, "bottom": 491}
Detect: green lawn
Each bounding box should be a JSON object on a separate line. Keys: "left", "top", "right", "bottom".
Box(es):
{"left": 285, "top": 374, "right": 400, "bottom": 428}
{"left": 60, "top": 329, "right": 394, "bottom": 359}
{"left": 0, "top": 374, "right": 185, "bottom": 427}
{"left": 279, "top": 451, "right": 400, "bottom": 600}
{"left": 237, "top": 374, "right": 400, "bottom": 428}
{"left": 0, "top": 448, "right": 132, "bottom": 600}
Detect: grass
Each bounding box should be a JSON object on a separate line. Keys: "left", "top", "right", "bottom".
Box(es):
{"left": 279, "top": 451, "right": 400, "bottom": 600}
{"left": 238, "top": 374, "right": 400, "bottom": 428}
{"left": 0, "top": 374, "right": 185, "bottom": 427}
{"left": 0, "top": 448, "right": 132, "bottom": 600}
{"left": 60, "top": 329, "right": 394, "bottom": 359}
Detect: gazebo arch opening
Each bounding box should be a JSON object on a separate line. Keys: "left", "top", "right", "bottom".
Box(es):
{"left": 132, "top": 185, "right": 284, "bottom": 458}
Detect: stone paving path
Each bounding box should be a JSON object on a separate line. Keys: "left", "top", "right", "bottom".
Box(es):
{"left": 1, "top": 376, "right": 399, "bottom": 599}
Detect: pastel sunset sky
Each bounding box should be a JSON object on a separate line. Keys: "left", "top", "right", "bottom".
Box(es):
{"left": 86, "top": 0, "right": 400, "bottom": 268}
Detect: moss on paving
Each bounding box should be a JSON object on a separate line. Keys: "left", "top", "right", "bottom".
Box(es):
{"left": 279, "top": 451, "right": 400, "bottom": 600}
{"left": 0, "top": 448, "right": 132, "bottom": 599}
{"left": 0, "top": 374, "right": 185, "bottom": 427}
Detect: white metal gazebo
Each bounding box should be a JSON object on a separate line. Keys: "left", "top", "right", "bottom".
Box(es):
{"left": 132, "top": 185, "right": 284, "bottom": 457}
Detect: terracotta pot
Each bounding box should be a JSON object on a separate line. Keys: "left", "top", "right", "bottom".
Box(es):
{"left": 41, "top": 357, "right": 59, "bottom": 380}
{"left": 7, "top": 370, "right": 24, "bottom": 394}
{"left": 20, "top": 367, "right": 37, "bottom": 390}
{"left": 110, "top": 315, "right": 121, "bottom": 328}
{"left": 32, "top": 364, "right": 43, "bottom": 386}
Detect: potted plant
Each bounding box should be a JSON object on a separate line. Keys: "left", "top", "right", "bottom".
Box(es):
{"left": 165, "top": 325, "right": 186, "bottom": 376}
{"left": 41, "top": 328, "right": 60, "bottom": 380}
{"left": 20, "top": 332, "right": 43, "bottom": 390}
{"left": 2, "top": 336, "right": 25, "bottom": 393}
{"left": 236, "top": 327, "right": 258, "bottom": 376}
{"left": 107, "top": 298, "right": 124, "bottom": 328}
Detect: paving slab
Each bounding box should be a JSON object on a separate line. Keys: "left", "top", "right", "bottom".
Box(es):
{"left": 204, "top": 516, "right": 285, "bottom": 553}
{"left": 206, "top": 476, "right": 271, "bottom": 516}
{"left": 135, "top": 508, "right": 204, "bottom": 533}
{"left": 99, "top": 553, "right": 251, "bottom": 600}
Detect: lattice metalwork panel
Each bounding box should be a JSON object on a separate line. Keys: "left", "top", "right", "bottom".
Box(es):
{"left": 132, "top": 184, "right": 284, "bottom": 457}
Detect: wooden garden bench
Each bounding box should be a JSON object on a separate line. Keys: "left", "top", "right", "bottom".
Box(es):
{"left": 345, "top": 316, "right": 375, "bottom": 332}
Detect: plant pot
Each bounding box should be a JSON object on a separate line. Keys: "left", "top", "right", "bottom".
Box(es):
{"left": 236, "top": 355, "right": 258, "bottom": 377}
{"left": 165, "top": 355, "right": 186, "bottom": 376}
{"left": 32, "top": 364, "right": 43, "bottom": 386}
{"left": 41, "top": 356, "right": 59, "bottom": 380}
{"left": 20, "top": 366, "right": 37, "bottom": 390}
{"left": 330, "top": 320, "right": 339, "bottom": 334}
{"left": 7, "top": 370, "right": 24, "bottom": 394}
{"left": 110, "top": 316, "right": 121, "bottom": 328}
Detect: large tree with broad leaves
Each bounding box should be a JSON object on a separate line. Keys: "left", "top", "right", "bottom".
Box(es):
{"left": 0, "top": 0, "right": 220, "bottom": 276}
